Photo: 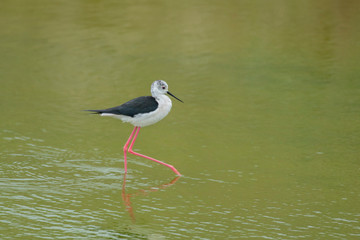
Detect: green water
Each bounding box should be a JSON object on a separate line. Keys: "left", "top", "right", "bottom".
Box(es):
{"left": 1, "top": 0, "right": 359, "bottom": 239}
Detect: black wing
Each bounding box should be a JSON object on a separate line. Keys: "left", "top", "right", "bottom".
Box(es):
{"left": 86, "top": 96, "right": 158, "bottom": 117}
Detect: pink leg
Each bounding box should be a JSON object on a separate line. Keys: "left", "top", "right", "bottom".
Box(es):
{"left": 123, "top": 126, "right": 139, "bottom": 173}
{"left": 128, "top": 127, "right": 181, "bottom": 176}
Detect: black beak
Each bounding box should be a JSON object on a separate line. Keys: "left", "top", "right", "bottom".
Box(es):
{"left": 167, "top": 91, "right": 183, "bottom": 103}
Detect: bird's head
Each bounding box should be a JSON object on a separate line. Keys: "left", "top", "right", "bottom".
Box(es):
{"left": 151, "top": 80, "right": 183, "bottom": 102}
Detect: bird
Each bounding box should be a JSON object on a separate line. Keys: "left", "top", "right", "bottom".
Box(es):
{"left": 86, "top": 80, "right": 183, "bottom": 175}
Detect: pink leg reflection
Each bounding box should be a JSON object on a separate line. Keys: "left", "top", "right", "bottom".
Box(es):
{"left": 122, "top": 173, "right": 181, "bottom": 222}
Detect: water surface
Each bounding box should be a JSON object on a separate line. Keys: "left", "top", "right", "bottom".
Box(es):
{"left": 1, "top": 0, "right": 359, "bottom": 239}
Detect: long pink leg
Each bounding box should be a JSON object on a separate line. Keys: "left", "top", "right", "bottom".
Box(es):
{"left": 128, "top": 127, "right": 181, "bottom": 176}
{"left": 123, "top": 126, "right": 138, "bottom": 173}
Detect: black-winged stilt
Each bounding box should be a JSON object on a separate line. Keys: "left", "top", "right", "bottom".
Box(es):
{"left": 86, "top": 80, "right": 183, "bottom": 175}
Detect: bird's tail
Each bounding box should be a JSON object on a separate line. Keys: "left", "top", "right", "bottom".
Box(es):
{"left": 84, "top": 110, "right": 103, "bottom": 114}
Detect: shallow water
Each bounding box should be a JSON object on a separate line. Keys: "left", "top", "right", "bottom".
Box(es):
{"left": 1, "top": 0, "right": 360, "bottom": 239}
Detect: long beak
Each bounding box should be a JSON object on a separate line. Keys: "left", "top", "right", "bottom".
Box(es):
{"left": 167, "top": 91, "right": 183, "bottom": 103}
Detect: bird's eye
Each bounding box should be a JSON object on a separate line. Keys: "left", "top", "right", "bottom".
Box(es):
{"left": 162, "top": 86, "right": 166, "bottom": 89}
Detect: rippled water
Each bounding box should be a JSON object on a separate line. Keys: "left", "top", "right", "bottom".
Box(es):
{"left": 1, "top": 0, "right": 360, "bottom": 239}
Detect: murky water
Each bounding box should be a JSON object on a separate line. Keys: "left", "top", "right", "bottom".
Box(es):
{"left": 1, "top": 0, "right": 359, "bottom": 239}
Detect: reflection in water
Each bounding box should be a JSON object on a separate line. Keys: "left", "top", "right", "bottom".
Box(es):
{"left": 122, "top": 174, "right": 181, "bottom": 222}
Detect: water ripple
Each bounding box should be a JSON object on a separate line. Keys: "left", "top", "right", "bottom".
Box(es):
{"left": 1, "top": 130, "right": 359, "bottom": 239}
